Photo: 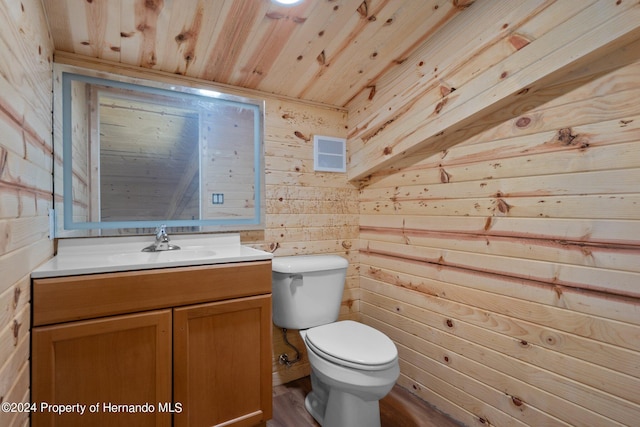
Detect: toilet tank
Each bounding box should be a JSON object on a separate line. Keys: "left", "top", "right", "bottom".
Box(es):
{"left": 271, "top": 255, "right": 348, "bottom": 330}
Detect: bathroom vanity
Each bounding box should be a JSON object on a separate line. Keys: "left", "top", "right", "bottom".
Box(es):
{"left": 31, "top": 234, "right": 273, "bottom": 427}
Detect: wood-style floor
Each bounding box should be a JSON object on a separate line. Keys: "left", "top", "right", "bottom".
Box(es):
{"left": 268, "top": 377, "right": 464, "bottom": 427}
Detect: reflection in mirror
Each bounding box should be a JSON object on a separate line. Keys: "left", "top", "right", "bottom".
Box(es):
{"left": 53, "top": 64, "right": 265, "bottom": 237}
{"left": 98, "top": 91, "right": 200, "bottom": 222}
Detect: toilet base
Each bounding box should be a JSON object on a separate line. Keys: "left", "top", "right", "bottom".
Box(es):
{"left": 304, "top": 391, "right": 326, "bottom": 425}
{"left": 305, "top": 389, "right": 381, "bottom": 427}
{"left": 305, "top": 371, "right": 382, "bottom": 427}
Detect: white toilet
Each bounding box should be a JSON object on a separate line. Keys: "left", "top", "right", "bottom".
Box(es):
{"left": 272, "top": 255, "right": 400, "bottom": 427}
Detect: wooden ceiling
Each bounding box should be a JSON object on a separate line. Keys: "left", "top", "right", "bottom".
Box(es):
{"left": 42, "top": 0, "right": 472, "bottom": 107}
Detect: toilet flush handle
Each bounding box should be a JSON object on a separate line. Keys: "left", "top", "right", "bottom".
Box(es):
{"left": 287, "top": 274, "right": 303, "bottom": 289}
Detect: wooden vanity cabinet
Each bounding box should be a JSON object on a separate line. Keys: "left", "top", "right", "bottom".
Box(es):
{"left": 173, "top": 295, "right": 271, "bottom": 427}
{"left": 31, "top": 260, "right": 272, "bottom": 427}
{"left": 32, "top": 310, "right": 173, "bottom": 427}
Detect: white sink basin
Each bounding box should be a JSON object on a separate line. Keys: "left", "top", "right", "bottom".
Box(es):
{"left": 108, "top": 249, "right": 217, "bottom": 265}
{"left": 32, "top": 233, "right": 272, "bottom": 278}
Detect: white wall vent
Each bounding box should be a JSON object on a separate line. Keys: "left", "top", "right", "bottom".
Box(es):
{"left": 313, "top": 135, "right": 346, "bottom": 172}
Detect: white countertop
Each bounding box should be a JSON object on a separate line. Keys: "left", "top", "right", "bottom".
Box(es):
{"left": 32, "top": 233, "right": 273, "bottom": 278}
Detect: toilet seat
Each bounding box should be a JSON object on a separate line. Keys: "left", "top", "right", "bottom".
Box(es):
{"left": 304, "top": 320, "right": 398, "bottom": 371}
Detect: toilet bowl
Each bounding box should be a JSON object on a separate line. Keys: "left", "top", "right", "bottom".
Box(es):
{"left": 271, "top": 255, "right": 400, "bottom": 427}
{"left": 300, "top": 321, "right": 400, "bottom": 427}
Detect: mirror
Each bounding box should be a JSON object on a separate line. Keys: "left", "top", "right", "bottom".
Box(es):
{"left": 53, "top": 64, "right": 265, "bottom": 237}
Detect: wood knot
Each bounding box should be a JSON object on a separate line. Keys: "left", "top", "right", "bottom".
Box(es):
{"left": 453, "top": 0, "right": 475, "bottom": 9}
{"left": 508, "top": 33, "right": 531, "bottom": 50}
{"left": 266, "top": 12, "right": 285, "bottom": 19}
{"left": 175, "top": 31, "right": 193, "bottom": 43}
{"left": 294, "top": 131, "right": 310, "bottom": 141}
{"left": 357, "top": 1, "right": 368, "bottom": 18}
{"left": 497, "top": 198, "right": 511, "bottom": 214}
{"left": 446, "top": 319, "right": 454, "bottom": 328}
{"left": 341, "top": 241, "right": 352, "bottom": 249}
{"left": 512, "top": 396, "right": 524, "bottom": 407}
{"left": 367, "top": 85, "right": 376, "bottom": 101}
{"left": 439, "top": 85, "right": 455, "bottom": 97}
{"left": 268, "top": 242, "right": 280, "bottom": 253}
{"left": 555, "top": 128, "right": 577, "bottom": 145}
{"left": 145, "top": 53, "right": 157, "bottom": 66}
{"left": 483, "top": 216, "right": 493, "bottom": 231}
{"left": 439, "top": 168, "right": 451, "bottom": 183}
{"left": 515, "top": 116, "right": 531, "bottom": 128}
{"left": 144, "top": 0, "right": 161, "bottom": 11}
{"left": 316, "top": 50, "right": 326, "bottom": 66}
{"left": 553, "top": 285, "right": 563, "bottom": 299}
{"left": 12, "top": 320, "right": 21, "bottom": 346}
{"left": 383, "top": 146, "right": 392, "bottom": 155}
{"left": 13, "top": 287, "right": 21, "bottom": 308}
{"left": 434, "top": 98, "right": 448, "bottom": 114}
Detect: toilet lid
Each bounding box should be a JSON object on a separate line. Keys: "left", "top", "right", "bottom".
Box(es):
{"left": 305, "top": 321, "right": 397, "bottom": 369}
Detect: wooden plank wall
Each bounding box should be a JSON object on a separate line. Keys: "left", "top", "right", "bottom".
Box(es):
{"left": 0, "top": 0, "right": 54, "bottom": 426}
{"left": 357, "top": 39, "right": 640, "bottom": 427}
{"left": 250, "top": 96, "right": 358, "bottom": 386}
{"left": 348, "top": 0, "right": 640, "bottom": 181}
{"left": 51, "top": 53, "right": 358, "bottom": 387}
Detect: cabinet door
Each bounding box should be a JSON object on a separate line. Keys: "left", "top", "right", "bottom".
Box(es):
{"left": 32, "top": 310, "right": 172, "bottom": 427}
{"left": 174, "top": 295, "right": 272, "bottom": 427}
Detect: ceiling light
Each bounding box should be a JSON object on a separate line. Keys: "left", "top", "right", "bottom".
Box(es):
{"left": 272, "top": 0, "right": 303, "bottom": 5}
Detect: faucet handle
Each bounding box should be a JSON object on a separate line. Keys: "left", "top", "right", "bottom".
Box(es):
{"left": 156, "top": 224, "right": 168, "bottom": 240}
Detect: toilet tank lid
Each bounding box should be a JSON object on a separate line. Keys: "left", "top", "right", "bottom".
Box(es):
{"left": 272, "top": 255, "right": 348, "bottom": 273}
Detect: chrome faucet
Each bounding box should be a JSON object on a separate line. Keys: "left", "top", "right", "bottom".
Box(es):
{"left": 142, "top": 224, "right": 181, "bottom": 252}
